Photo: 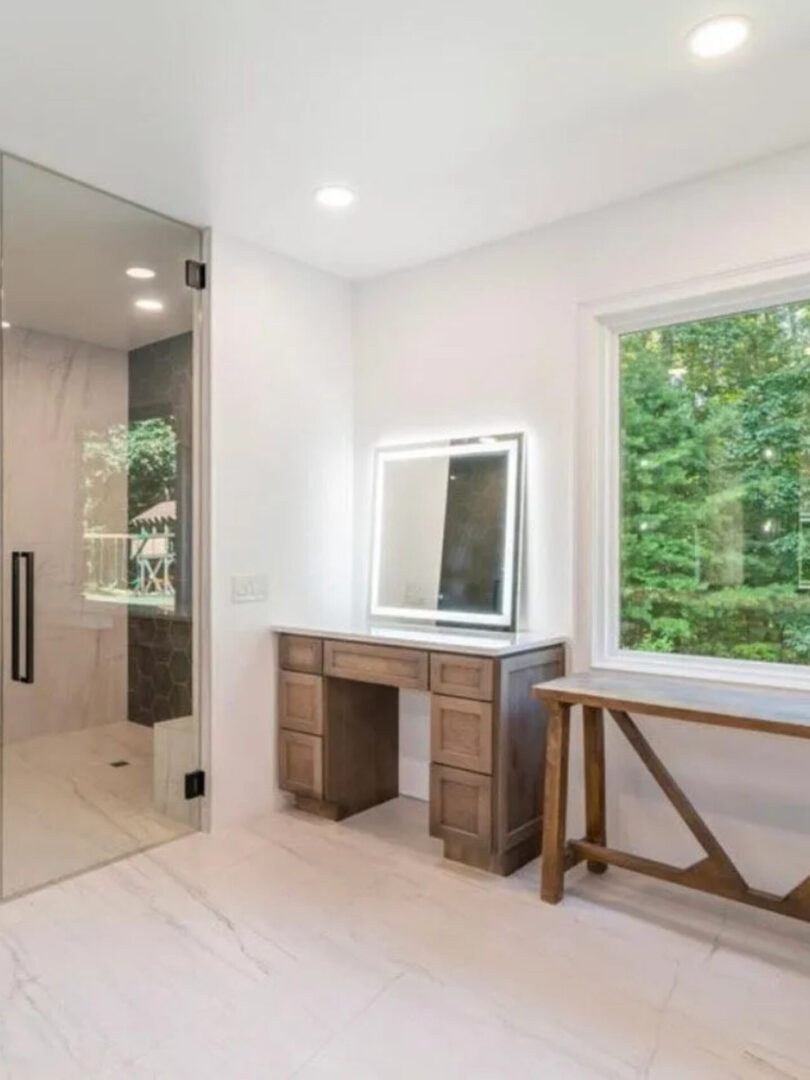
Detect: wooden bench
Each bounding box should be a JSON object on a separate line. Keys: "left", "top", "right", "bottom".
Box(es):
{"left": 532, "top": 669, "right": 810, "bottom": 923}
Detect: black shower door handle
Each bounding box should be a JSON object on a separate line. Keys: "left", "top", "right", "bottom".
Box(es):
{"left": 11, "top": 551, "right": 34, "bottom": 684}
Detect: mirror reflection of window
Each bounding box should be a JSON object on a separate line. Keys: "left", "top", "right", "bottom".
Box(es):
{"left": 371, "top": 434, "right": 522, "bottom": 630}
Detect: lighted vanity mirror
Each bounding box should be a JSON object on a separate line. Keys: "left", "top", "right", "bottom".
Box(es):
{"left": 370, "top": 433, "right": 523, "bottom": 630}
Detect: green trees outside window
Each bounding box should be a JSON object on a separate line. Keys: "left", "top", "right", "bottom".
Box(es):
{"left": 82, "top": 416, "right": 178, "bottom": 608}
{"left": 620, "top": 299, "right": 810, "bottom": 664}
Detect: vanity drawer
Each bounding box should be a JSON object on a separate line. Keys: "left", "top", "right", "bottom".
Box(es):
{"left": 278, "top": 730, "right": 323, "bottom": 798}
{"left": 431, "top": 695, "right": 493, "bottom": 774}
{"left": 430, "top": 653, "right": 494, "bottom": 701}
{"left": 279, "top": 634, "right": 323, "bottom": 674}
{"left": 324, "top": 640, "right": 428, "bottom": 690}
{"left": 279, "top": 671, "right": 324, "bottom": 735}
{"left": 429, "top": 765, "right": 492, "bottom": 848}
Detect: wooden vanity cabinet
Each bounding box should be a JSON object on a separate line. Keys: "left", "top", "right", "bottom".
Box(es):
{"left": 277, "top": 631, "right": 564, "bottom": 875}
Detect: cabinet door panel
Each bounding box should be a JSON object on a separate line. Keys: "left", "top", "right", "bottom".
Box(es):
{"left": 430, "top": 654, "right": 494, "bottom": 701}
{"left": 431, "top": 695, "right": 493, "bottom": 774}
{"left": 279, "top": 671, "right": 323, "bottom": 735}
{"left": 279, "top": 635, "right": 323, "bottom": 674}
{"left": 324, "top": 640, "right": 428, "bottom": 690}
{"left": 429, "top": 765, "right": 492, "bottom": 848}
{"left": 279, "top": 730, "right": 323, "bottom": 798}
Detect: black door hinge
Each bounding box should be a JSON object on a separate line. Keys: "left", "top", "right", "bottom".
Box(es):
{"left": 184, "top": 769, "right": 206, "bottom": 799}
{"left": 185, "top": 260, "right": 207, "bottom": 290}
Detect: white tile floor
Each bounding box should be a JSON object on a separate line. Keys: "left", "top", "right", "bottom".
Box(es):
{"left": 0, "top": 796, "right": 809, "bottom": 1078}
{"left": 2, "top": 722, "right": 192, "bottom": 896}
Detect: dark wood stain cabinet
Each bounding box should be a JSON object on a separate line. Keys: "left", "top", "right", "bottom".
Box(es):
{"left": 277, "top": 630, "right": 565, "bottom": 875}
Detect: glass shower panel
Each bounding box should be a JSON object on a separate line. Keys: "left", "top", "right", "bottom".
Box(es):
{"left": 0, "top": 156, "right": 202, "bottom": 896}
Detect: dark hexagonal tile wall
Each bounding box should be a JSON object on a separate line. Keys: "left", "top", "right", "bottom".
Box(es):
{"left": 128, "top": 613, "right": 192, "bottom": 726}
{"left": 128, "top": 331, "right": 194, "bottom": 728}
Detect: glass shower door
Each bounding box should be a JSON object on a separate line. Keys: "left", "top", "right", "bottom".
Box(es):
{"left": 0, "top": 155, "right": 204, "bottom": 897}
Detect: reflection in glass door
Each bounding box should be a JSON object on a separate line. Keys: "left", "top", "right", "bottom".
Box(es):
{"left": 0, "top": 156, "right": 203, "bottom": 896}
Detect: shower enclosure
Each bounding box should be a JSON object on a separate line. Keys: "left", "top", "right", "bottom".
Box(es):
{"left": 0, "top": 155, "right": 204, "bottom": 896}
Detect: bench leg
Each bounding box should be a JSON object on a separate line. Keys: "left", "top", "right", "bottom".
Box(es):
{"left": 583, "top": 705, "right": 608, "bottom": 874}
{"left": 541, "top": 701, "right": 571, "bottom": 904}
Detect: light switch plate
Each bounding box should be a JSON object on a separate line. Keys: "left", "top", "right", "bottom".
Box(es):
{"left": 231, "top": 574, "right": 269, "bottom": 604}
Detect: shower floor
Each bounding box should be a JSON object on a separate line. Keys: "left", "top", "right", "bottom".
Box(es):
{"left": 1, "top": 720, "right": 193, "bottom": 896}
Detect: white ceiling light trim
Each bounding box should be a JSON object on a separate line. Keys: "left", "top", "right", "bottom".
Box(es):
{"left": 314, "top": 185, "right": 356, "bottom": 210}
{"left": 688, "top": 15, "right": 751, "bottom": 59}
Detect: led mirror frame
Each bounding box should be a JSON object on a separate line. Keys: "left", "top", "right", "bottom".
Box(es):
{"left": 369, "top": 434, "right": 523, "bottom": 630}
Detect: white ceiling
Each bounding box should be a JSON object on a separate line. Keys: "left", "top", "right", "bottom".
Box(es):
{"left": 3, "top": 157, "right": 198, "bottom": 351}
{"left": 0, "top": 1, "right": 809, "bottom": 279}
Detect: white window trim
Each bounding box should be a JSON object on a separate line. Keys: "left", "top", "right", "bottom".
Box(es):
{"left": 581, "top": 252, "right": 810, "bottom": 691}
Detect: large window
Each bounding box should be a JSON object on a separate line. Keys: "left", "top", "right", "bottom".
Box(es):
{"left": 620, "top": 298, "right": 810, "bottom": 666}
{"left": 83, "top": 415, "right": 179, "bottom": 612}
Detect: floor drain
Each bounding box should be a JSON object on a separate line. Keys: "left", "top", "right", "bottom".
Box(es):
{"left": 109, "top": 760, "right": 130, "bottom": 768}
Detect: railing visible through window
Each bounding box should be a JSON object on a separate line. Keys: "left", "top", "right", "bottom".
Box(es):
{"left": 82, "top": 416, "right": 179, "bottom": 611}
{"left": 83, "top": 530, "right": 175, "bottom": 608}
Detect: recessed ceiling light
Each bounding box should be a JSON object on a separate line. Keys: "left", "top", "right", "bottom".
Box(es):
{"left": 314, "top": 185, "right": 356, "bottom": 210}
{"left": 126, "top": 266, "right": 156, "bottom": 280}
{"left": 688, "top": 15, "right": 751, "bottom": 59}
{"left": 135, "top": 298, "right": 164, "bottom": 312}
{"left": 1, "top": 321, "right": 10, "bottom": 329}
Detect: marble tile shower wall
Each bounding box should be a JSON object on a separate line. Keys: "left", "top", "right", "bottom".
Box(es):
{"left": 2, "top": 326, "right": 129, "bottom": 741}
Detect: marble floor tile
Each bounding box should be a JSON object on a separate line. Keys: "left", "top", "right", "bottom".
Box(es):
{"left": 2, "top": 721, "right": 194, "bottom": 896}
{"left": 0, "top": 796, "right": 808, "bottom": 1078}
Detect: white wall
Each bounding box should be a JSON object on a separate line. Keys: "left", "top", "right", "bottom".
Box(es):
{"left": 353, "top": 144, "right": 810, "bottom": 889}
{"left": 353, "top": 245, "right": 574, "bottom": 634}
{"left": 209, "top": 233, "right": 354, "bottom": 828}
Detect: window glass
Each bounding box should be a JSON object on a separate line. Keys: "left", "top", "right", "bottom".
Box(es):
{"left": 83, "top": 416, "right": 178, "bottom": 611}
{"left": 620, "top": 299, "right": 810, "bottom": 664}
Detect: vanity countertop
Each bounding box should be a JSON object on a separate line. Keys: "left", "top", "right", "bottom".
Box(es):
{"left": 272, "top": 621, "right": 568, "bottom": 658}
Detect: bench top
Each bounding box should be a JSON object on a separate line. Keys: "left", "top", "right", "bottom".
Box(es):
{"left": 532, "top": 668, "right": 810, "bottom": 738}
